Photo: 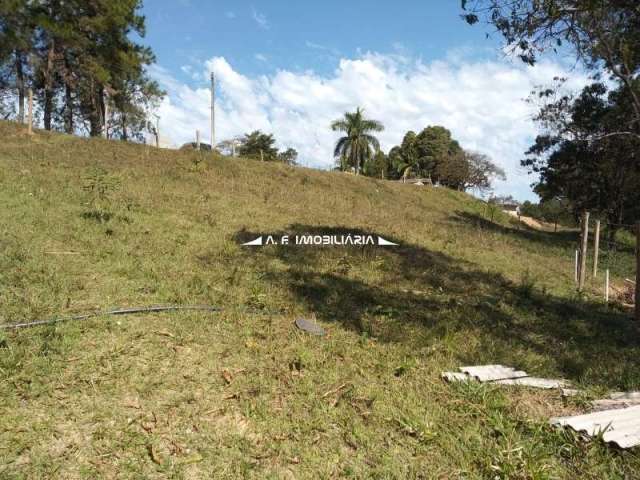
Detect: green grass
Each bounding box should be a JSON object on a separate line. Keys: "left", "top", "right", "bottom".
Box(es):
{"left": 0, "top": 120, "right": 639, "bottom": 478}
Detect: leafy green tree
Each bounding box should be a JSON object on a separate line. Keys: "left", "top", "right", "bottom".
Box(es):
{"left": 387, "top": 145, "right": 408, "bottom": 179}
{"left": 416, "top": 126, "right": 463, "bottom": 182}
{"left": 0, "top": 0, "right": 35, "bottom": 123}
{"left": 277, "top": 147, "right": 298, "bottom": 165}
{"left": 388, "top": 125, "right": 465, "bottom": 183}
{"left": 398, "top": 131, "right": 422, "bottom": 178}
{"left": 523, "top": 82, "right": 640, "bottom": 237}
{"left": 238, "top": 130, "right": 279, "bottom": 161}
{"left": 0, "top": 0, "right": 163, "bottom": 137}
{"left": 363, "top": 150, "right": 393, "bottom": 179}
{"left": 521, "top": 199, "right": 574, "bottom": 231}
{"left": 464, "top": 0, "right": 640, "bottom": 238}
{"left": 107, "top": 75, "right": 163, "bottom": 141}
{"left": 331, "top": 107, "right": 384, "bottom": 175}
{"left": 434, "top": 150, "right": 469, "bottom": 190}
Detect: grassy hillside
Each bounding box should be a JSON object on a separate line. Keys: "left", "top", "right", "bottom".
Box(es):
{"left": 0, "top": 121, "right": 638, "bottom": 478}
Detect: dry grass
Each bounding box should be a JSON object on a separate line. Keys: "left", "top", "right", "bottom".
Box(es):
{"left": 0, "top": 121, "right": 639, "bottom": 478}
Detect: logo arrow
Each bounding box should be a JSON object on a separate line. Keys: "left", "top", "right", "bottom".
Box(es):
{"left": 242, "top": 236, "right": 264, "bottom": 246}
{"left": 377, "top": 236, "right": 398, "bottom": 246}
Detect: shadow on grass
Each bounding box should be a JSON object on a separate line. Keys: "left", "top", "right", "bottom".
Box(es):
{"left": 451, "top": 211, "right": 581, "bottom": 250}
{"left": 234, "top": 224, "right": 640, "bottom": 388}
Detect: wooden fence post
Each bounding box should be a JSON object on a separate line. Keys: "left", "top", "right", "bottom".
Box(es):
{"left": 196, "top": 129, "right": 200, "bottom": 151}
{"left": 578, "top": 211, "right": 590, "bottom": 292}
{"left": 635, "top": 222, "right": 640, "bottom": 325}
{"left": 593, "top": 219, "right": 600, "bottom": 278}
{"left": 27, "top": 88, "right": 33, "bottom": 135}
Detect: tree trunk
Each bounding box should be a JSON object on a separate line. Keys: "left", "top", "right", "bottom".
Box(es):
{"left": 64, "top": 82, "right": 73, "bottom": 133}
{"left": 15, "top": 51, "right": 25, "bottom": 123}
{"left": 63, "top": 56, "right": 73, "bottom": 133}
{"left": 43, "top": 39, "right": 56, "bottom": 130}
{"left": 88, "top": 80, "right": 103, "bottom": 137}
{"left": 121, "top": 113, "right": 128, "bottom": 141}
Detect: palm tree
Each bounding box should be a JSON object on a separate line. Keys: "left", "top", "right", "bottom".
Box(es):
{"left": 331, "top": 107, "right": 384, "bottom": 175}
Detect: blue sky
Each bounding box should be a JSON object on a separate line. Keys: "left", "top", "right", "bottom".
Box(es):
{"left": 143, "top": 1, "right": 497, "bottom": 81}
{"left": 141, "top": 1, "right": 588, "bottom": 200}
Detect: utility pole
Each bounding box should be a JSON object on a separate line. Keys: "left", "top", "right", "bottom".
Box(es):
{"left": 210, "top": 72, "right": 215, "bottom": 150}
{"left": 196, "top": 129, "right": 200, "bottom": 150}
{"left": 578, "top": 211, "right": 590, "bottom": 292}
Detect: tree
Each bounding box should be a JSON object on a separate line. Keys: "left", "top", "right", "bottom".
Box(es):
{"left": 463, "top": 1, "right": 640, "bottom": 237}
{"left": 236, "top": 131, "right": 297, "bottom": 164}
{"left": 521, "top": 198, "right": 574, "bottom": 231}
{"left": 238, "top": 130, "right": 279, "bottom": 161}
{"left": 0, "top": 0, "right": 35, "bottom": 124}
{"left": 387, "top": 125, "right": 468, "bottom": 184}
{"left": 523, "top": 82, "right": 640, "bottom": 237}
{"left": 363, "top": 150, "right": 393, "bottom": 179}
{"left": 387, "top": 145, "right": 409, "bottom": 180}
{"left": 331, "top": 107, "right": 384, "bottom": 175}
{"left": 416, "top": 126, "right": 463, "bottom": 182}
{"left": 0, "top": 0, "right": 164, "bottom": 137}
{"left": 461, "top": 0, "right": 640, "bottom": 143}
{"left": 107, "top": 74, "right": 164, "bottom": 141}
{"left": 278, "top": 147, "right": 298, "bottom": 166}
{"left": 461, "top": 151, "right": 506, "bottom": 193}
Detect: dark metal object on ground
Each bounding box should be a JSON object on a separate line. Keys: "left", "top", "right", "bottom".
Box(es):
{"left": 295, "top": 318, "right": 325, "bottom": 336}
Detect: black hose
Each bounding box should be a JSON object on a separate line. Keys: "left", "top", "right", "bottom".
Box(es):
{"left": 0, "top": 304, "right": 222, "bottom": 330}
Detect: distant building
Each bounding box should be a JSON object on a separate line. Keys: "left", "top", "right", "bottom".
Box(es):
{"left": 400, "top": 177, "right": 433, "bottom": 186}
{"left": 501, "top": 203, "right": 521, "bottom": 216}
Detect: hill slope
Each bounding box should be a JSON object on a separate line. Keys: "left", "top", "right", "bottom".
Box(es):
{"left": 0, "top": 121, "right": 638, "bottom": 478}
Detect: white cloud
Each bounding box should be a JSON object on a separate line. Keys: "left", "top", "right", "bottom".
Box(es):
{"left": 255, "top": 53, "right": 268, "bottom": 62}
{"left": 251, "top": 8, "right": 269, "bottom": 29}
{"left": 150, "top": 52, "right": 588, "bottom": 200}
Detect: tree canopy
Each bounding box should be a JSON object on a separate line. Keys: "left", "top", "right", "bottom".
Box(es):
{"left": 463, "top": 0, "right": 640, "bottom": 227}
{"left": 380, "top": 125, "right": 505, "bottom": 192}
{"left": 237, "top": 130, "right": 298, "bottom": 165}
{"left": 331, "top": 107, "right": 384, "bottom": 175}
{"left": 0, "top": 0, "right": 164, "bottom": 138}
{"left": 523, "top": 81, "right": 640, "bottom": 231}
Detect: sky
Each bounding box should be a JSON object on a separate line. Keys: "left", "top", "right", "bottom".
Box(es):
{"left": 141, "top": 0, "right": 589, "bottom": 201}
